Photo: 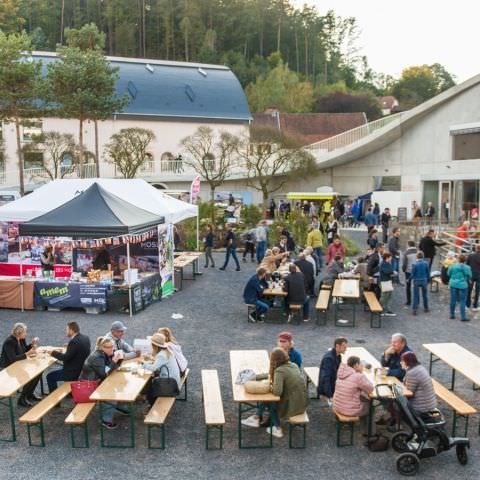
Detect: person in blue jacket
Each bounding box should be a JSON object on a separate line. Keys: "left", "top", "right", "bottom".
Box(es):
{"left": 411, "top": 251, "right": 430, "bottom": 315}
{"left": 317, "top": 337, "right": 348, "bottom": 401}
{"left": 243, "top": 267, "right": 269, "bottom": 323}
{"left": 277, "top": 331, "right": 302, "bottom": 368}
{"left": 380, "top": 333, "right": 412, "bottom": 380}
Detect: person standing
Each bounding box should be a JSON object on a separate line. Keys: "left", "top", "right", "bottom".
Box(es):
{"left": 219, "top": 224, "right": 241, "bottom": 271}
{"left": 269, "top": 199, "right": 276, "bottom": 219}
{"left": 317, "top": 337, "right": 348, "bottom": 402}
{"left": 467, "top": 244, "right": 480, "bottom": 310}
{"left": 373, "top": 202, "right": 380, "bottom": 225}
{"left": 364, "top": 208, "right": 376, "bottom": 233}
{"left": 402, "top": 240, "right": 418, "bottom": 307}
{"left": 367, "top": 229, "right": 379, "bottom": 250}
{"left": 40, "top": 245, "right": 55, "bottom": 274}
{"left": 455, "top": 221, "right": 470, "bottom": 252}
{"left": 388, "top": 227, "right": 402, "bottom": 284}
{"left": 242, "top": 229, "right": 256, "bottom": 263}
{"left": 294, "top": 252, "right": 315, "bottom": 298}
{"left": 203, "top": 224, "right": 215, "bottom": 268}
{"left": 379, "top": 252, "right": 396, "bottom": 316}
{"left": 243, "top": 267, "right": 269, "bottom": 323}
{"left": 255, "top": 221, "right": 268, "bottom": 264}
{"left": 411, "top": 252, "right": 430, "bottom": 315}
{"left": 448, "top": 254, "right": 472, "bottom": 321}
{"left": 306, "top": 225, "right": 323, "bottom": 272}
{"left": 424, "top": 202, "right": 435, "bottom": 225}
{"left": 326, "top": 215, "right": 338, "bottom": 245}
{"left": 419, "top": 229, "right": 446, "bottom": 269}
{"left": 46, "top": 322, "right": 91, "bottom": 393}
{"left": 380, "top": 208, "right": 391, "bottom": 243}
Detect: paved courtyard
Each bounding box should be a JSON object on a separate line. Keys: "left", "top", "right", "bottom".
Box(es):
{"left": 0, "top": 231, "right": 479, "bottom": 480}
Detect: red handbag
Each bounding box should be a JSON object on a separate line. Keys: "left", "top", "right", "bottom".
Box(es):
{"left": 70, "top": 380, "right": 99, "bottom": 403}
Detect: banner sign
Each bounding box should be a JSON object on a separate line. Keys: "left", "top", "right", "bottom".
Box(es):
{"left": 158, "top": 224, "right": 174, "bottom": 297}
{"left": 34, "top": 281, "right": 108, "bottom": 312}
{"left": 190, "top": 175, "right": 201, "bottom": 203}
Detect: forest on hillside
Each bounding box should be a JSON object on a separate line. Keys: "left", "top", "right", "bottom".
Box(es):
{"left": 0, "top": 0, "right": 456, "bottom": 116}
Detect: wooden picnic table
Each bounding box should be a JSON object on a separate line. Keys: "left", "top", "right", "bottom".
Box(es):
{"left": 90, "top": 364, "right": 152, "bottom": 448}
{"left": 423, "top": 342, "right": 480, "bottom": 391}
{"left": 331, "top": 278, "right": 361, "bottom": 326}
{"left": 173, "top": 252, "right": 203, "bottom": 290}
{"left": 230, "top": 350, "right": 279, "bottom": 448}
{"left": 0, "top": 352, "right": 57, "bottom": 442}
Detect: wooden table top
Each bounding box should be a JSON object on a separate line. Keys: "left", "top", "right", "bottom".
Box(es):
{"left": 173, "top": 255, "right": 200, "bottom": 268}
{"left": 423, "top": 342, "right": 480, "bottom": 386}
{"left": 332, "top": 279, "right": 360, "bottom": 299}
{"left": 0, "top": 354, "right": 57, "bottom": 397}
{"left": 230, "top": 350, "right": 280, "bottom": 403}
{"left": 263, "top": 287, "right": 287, "bottom": 297}
{"left": 343, "top": 347, "right": 411, "bottom": 398}
{"left": 89, "top": 368, "right": 152, "bottom": 403}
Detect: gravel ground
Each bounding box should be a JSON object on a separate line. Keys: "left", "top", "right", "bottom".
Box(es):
{"left": 0, "top": 234, "right": 479, "bottom": 480}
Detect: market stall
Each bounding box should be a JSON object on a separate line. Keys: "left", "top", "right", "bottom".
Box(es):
{"left": 19, "top": 182, "right": 165, "bottom": 315}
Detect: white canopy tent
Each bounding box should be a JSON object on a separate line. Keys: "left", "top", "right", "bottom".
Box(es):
{"left": 0, "top": 178, "right": 198, "bottom": 223}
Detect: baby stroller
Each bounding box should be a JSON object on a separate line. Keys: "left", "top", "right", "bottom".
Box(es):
{"left": 375, "top": 383, "right": 470, "bottom": 476}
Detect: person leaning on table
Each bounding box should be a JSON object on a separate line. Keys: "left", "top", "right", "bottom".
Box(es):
{"left": 104, "top": 320, "right": 140, "bottom": 360}
{"left": 242, "top": 348, "right": 308, "bottom": 439}
{"left": 143, "top": 333, "right": 181, "bottom": 406}
{"left": 0, "top": 322, "right": 41, "bottom": 407}
{"left": 80, "top": 336, "right": 123, "bottom": 430}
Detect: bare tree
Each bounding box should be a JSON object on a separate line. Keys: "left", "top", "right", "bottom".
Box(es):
{"left": 22, "top": 131, "right": 77, "bottom": 181}
{"left": 181, "top": 126, "right": 240, "bottom": 202}
{"left": 237, "top": 125, "right": 318, "bottom": 208}
{"left": 104, "top": 127, "right": 155, "bottom": 178}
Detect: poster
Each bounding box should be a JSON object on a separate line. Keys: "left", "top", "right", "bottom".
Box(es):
{"left": 158, "top": 223, "right": 174, "bottom": 297}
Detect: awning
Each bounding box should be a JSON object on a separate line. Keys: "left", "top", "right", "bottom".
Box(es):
{"left": 287, "top": 192, "right": 340, "bottom": 200}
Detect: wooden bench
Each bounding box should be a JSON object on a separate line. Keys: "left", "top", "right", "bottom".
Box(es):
{"left": 304, "top": 366, "right": 319, "bottom": 399}
{"left": 321, "top": 284, "right": 332, "bottom": 290}
{"left": 144, "top": 369, "right": 189, "bottom": 449}
{"left": 430, "top": 276, "right": 442, "bottom": 293}
{"left": 201, "top": 369, "right": 225, "bottom": 450}
{"left": 65, "top": 402, "right": 96, "bottom": 448}
{"left": 289, "top": 303, "right": 303, "bottom": 324}
{"left": 315, "top": 289, "right": 331, "bottom": 325}
{"left": 19, "top": 382, "right": 72, "bottom": 447}
{"left": 364, "top": 291, "right": 383, "bottom": 328}
{"left": 334, "top": 411, "right": 359, "bottom": 447}
{"left": 432, "top": 379, "right": 477, "bottom": 436}
{"left": 288, "top": 411, "right": 309, "bottom": 448}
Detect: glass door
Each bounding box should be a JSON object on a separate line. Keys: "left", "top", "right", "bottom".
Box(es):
{"left": 440, "top": 181, "right": 452, "bottom": 223}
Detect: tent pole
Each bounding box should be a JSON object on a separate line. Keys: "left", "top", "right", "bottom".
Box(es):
{"left": 127, "top": 240, "right": 132, "bottom": 318}
{"left": 19, "top": 236, "right": 24, "bottom": 312}
{"left": 196, "top": 214, "right": 199, "bottom": 251}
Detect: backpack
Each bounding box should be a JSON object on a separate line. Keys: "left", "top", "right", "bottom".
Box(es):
{"left": 440, "top": 266, "right": 449, "bottom": 285}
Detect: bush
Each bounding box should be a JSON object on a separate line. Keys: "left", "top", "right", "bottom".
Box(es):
{"left": 241, "top": 204, "right": 263, "bottom": 228}
{"left": 341, "top": 234, "right": 361, "bottom": 257}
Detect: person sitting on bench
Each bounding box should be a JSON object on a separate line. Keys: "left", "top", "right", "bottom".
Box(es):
{"left": 243, "top": 267, "right": 269, "bottom": 323}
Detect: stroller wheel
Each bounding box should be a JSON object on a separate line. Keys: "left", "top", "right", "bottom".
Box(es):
{"left": 456, "top": 444, "right": 468, "bottom": 465}
{"left": 396, "top": 453, "right": 420, "bottom": 476}
{"left": 391, "top": 431, "right": 412, "bottom": 453}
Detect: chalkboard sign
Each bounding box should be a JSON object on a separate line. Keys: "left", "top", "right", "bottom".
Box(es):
{"left": 397, "top": 207, "right": 407, "bottom": 222}
{"left": 132, "top": 284, "right": 143, "bottom": 313}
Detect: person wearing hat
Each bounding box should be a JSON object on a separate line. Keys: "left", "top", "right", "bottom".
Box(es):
{"left": 104, "top": 321, "right": 140, "bottom": 360}
{"left": 143, "top": 333, "right": 181, "bottom": 405}
{"left": 277, "top": 332, "right": 302, "bottom": 368}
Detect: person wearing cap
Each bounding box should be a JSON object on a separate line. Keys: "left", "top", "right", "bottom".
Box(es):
{"left": 143, "top": 333, "right": 181, "bottom": 405}
{"left": 401, "top": 352, "right": 437, "bottom": 415}
{"left": 277, "top": 332, "right": 302, "bottom": 368}
{"left": 104, "top": 321, "right": 140, "bottom": 360}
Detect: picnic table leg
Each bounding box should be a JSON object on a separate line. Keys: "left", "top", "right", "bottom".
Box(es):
{"left": 450, "top": 369, "right": 456, "bottom": 391}
{"left": 428, "top": 353, "right": 433, "bottom": 375}
{"left": 100, "top": 402, "right": 135, "bottom": 448}
{"left": 0, "top": 397, "right": 16, "bottom": 442}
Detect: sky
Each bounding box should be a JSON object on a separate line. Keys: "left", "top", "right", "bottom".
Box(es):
{"left": 295, "top": 0, "right": 480, "bottom": 83}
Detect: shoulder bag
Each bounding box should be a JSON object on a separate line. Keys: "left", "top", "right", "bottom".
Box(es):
{"left": 151, "top": 365, "right": 180, "bottom": 398}
{"left": 380, "top": 280, "right": 393, "bottom": 292}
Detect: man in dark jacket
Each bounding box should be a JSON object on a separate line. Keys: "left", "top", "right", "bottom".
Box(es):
{"left": 419, "top": 229, "right": 446, "bottom": 269}
{"left": 0, "top": 322, "right": 40, "bottom": 406}
{"left": 381, "top": 208, "right": 391, "bottom": 243}
{"left": 388, "top": 227, "right": 402, "bottom": 284}
{"left": 317, "top": 337, "right": 348, "bottom": 400}
{"left": 46, "top": 322, "right": 91, "bottom": 392}
{"left": 467, "top": 244, "right": 480, "bottom": 309}
{"left": 219, "top": 224, "right": 241, "bottom": 271}
{"left": 380, "top": 333, "right": 412, "bottom": 380}
{"left": 367, "top": 243, "right": 385, "bottom": 299}
{"left": 283, "top": 264, "right": 309, "bottom": 322}
{"left": 243, "top": 267, "right": 269, "bottom": 323}
{"left": 295, "top": 252, "right": 315, "bottom": 296}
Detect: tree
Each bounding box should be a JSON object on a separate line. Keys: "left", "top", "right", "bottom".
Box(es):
{"left": 22, "top": 131, "right": 77, "bottom": 180}
{"left": 181, "top": 126, "right": 240, "bottom": 206}
{"left": 237, "top": 125, "right": 317, "bottom": 207}
{"left": 0, "top": 0, "right": 25, "bottom": 34}
{"left": 46, "top": 44, "right": 127, "bottom": 177}
{"left": 104, "top": 127, "right": 155, "bottom": 178}
{"left": 314, "top": 91, "right": 382, "bottom": 120}
{"left": 246, "top": 56, "right": 314, "bottom": 112}
{"left": 0, "top": 32, "right": 44, "bottom": 196}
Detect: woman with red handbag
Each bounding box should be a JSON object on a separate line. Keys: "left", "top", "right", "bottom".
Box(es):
{"left": 79, "top": 337, "right": 123, "bottom": 429}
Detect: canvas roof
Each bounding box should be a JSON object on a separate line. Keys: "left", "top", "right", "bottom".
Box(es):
{"left": 0, "top": 178, "right": 198, "bottom": 224}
